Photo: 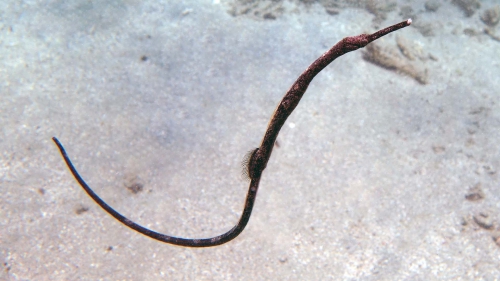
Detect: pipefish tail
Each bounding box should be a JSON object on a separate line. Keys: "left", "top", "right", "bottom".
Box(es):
{"left": 53, "top": 19, "right": 412, "bottom": 247}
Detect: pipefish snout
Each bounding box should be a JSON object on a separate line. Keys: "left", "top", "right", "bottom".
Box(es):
{"left": 53, "top": 19, "right": 412, "bottom": 247}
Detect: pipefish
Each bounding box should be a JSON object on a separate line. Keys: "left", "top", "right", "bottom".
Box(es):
{"left": 53, "top": 19, "right": 412, "bottom": 247}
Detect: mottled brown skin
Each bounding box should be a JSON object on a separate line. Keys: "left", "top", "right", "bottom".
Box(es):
{"left": 251, "top": 19, "right": 412, "bottom": 181}
{"left": 52, "top": 19, "right": 411, "bottom": 248}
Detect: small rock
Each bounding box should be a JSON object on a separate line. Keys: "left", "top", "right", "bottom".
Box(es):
{"left": 452, "top": 0, "right": 480, "bottom": 17}
{"left": 494, "top": 236, "right": 500, "bottom": 247}
{"left": 473, "top": 213, "right": 494, "bottom": 230}
{"left": 465, "top": 183, "right": 485, "bottom": 201}
{"left": 425, "top": 0, "right": 441, "bottom": 12}
{"left": 325, "top": 7, "right": 339, "bottom": 15}
{"left": 75, "top": 206, "right": 89, "bottom": 215}
{"left": 125, "top": 176, "right": 145, "bottom": 194}
{"left": 481, "top": 6, "right": 500, "bottom": 27}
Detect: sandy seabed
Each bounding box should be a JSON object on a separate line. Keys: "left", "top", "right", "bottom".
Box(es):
{"left": 1, "top": 0, "right": 500, "bottom": 280}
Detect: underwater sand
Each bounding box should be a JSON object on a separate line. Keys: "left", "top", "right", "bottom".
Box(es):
{"left": 1, "top": 0, "right": 500, "bottom": 279}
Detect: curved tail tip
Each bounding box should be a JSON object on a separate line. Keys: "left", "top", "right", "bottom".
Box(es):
{"left": 407, "top": 18, "right": 412, "bottom": 25}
